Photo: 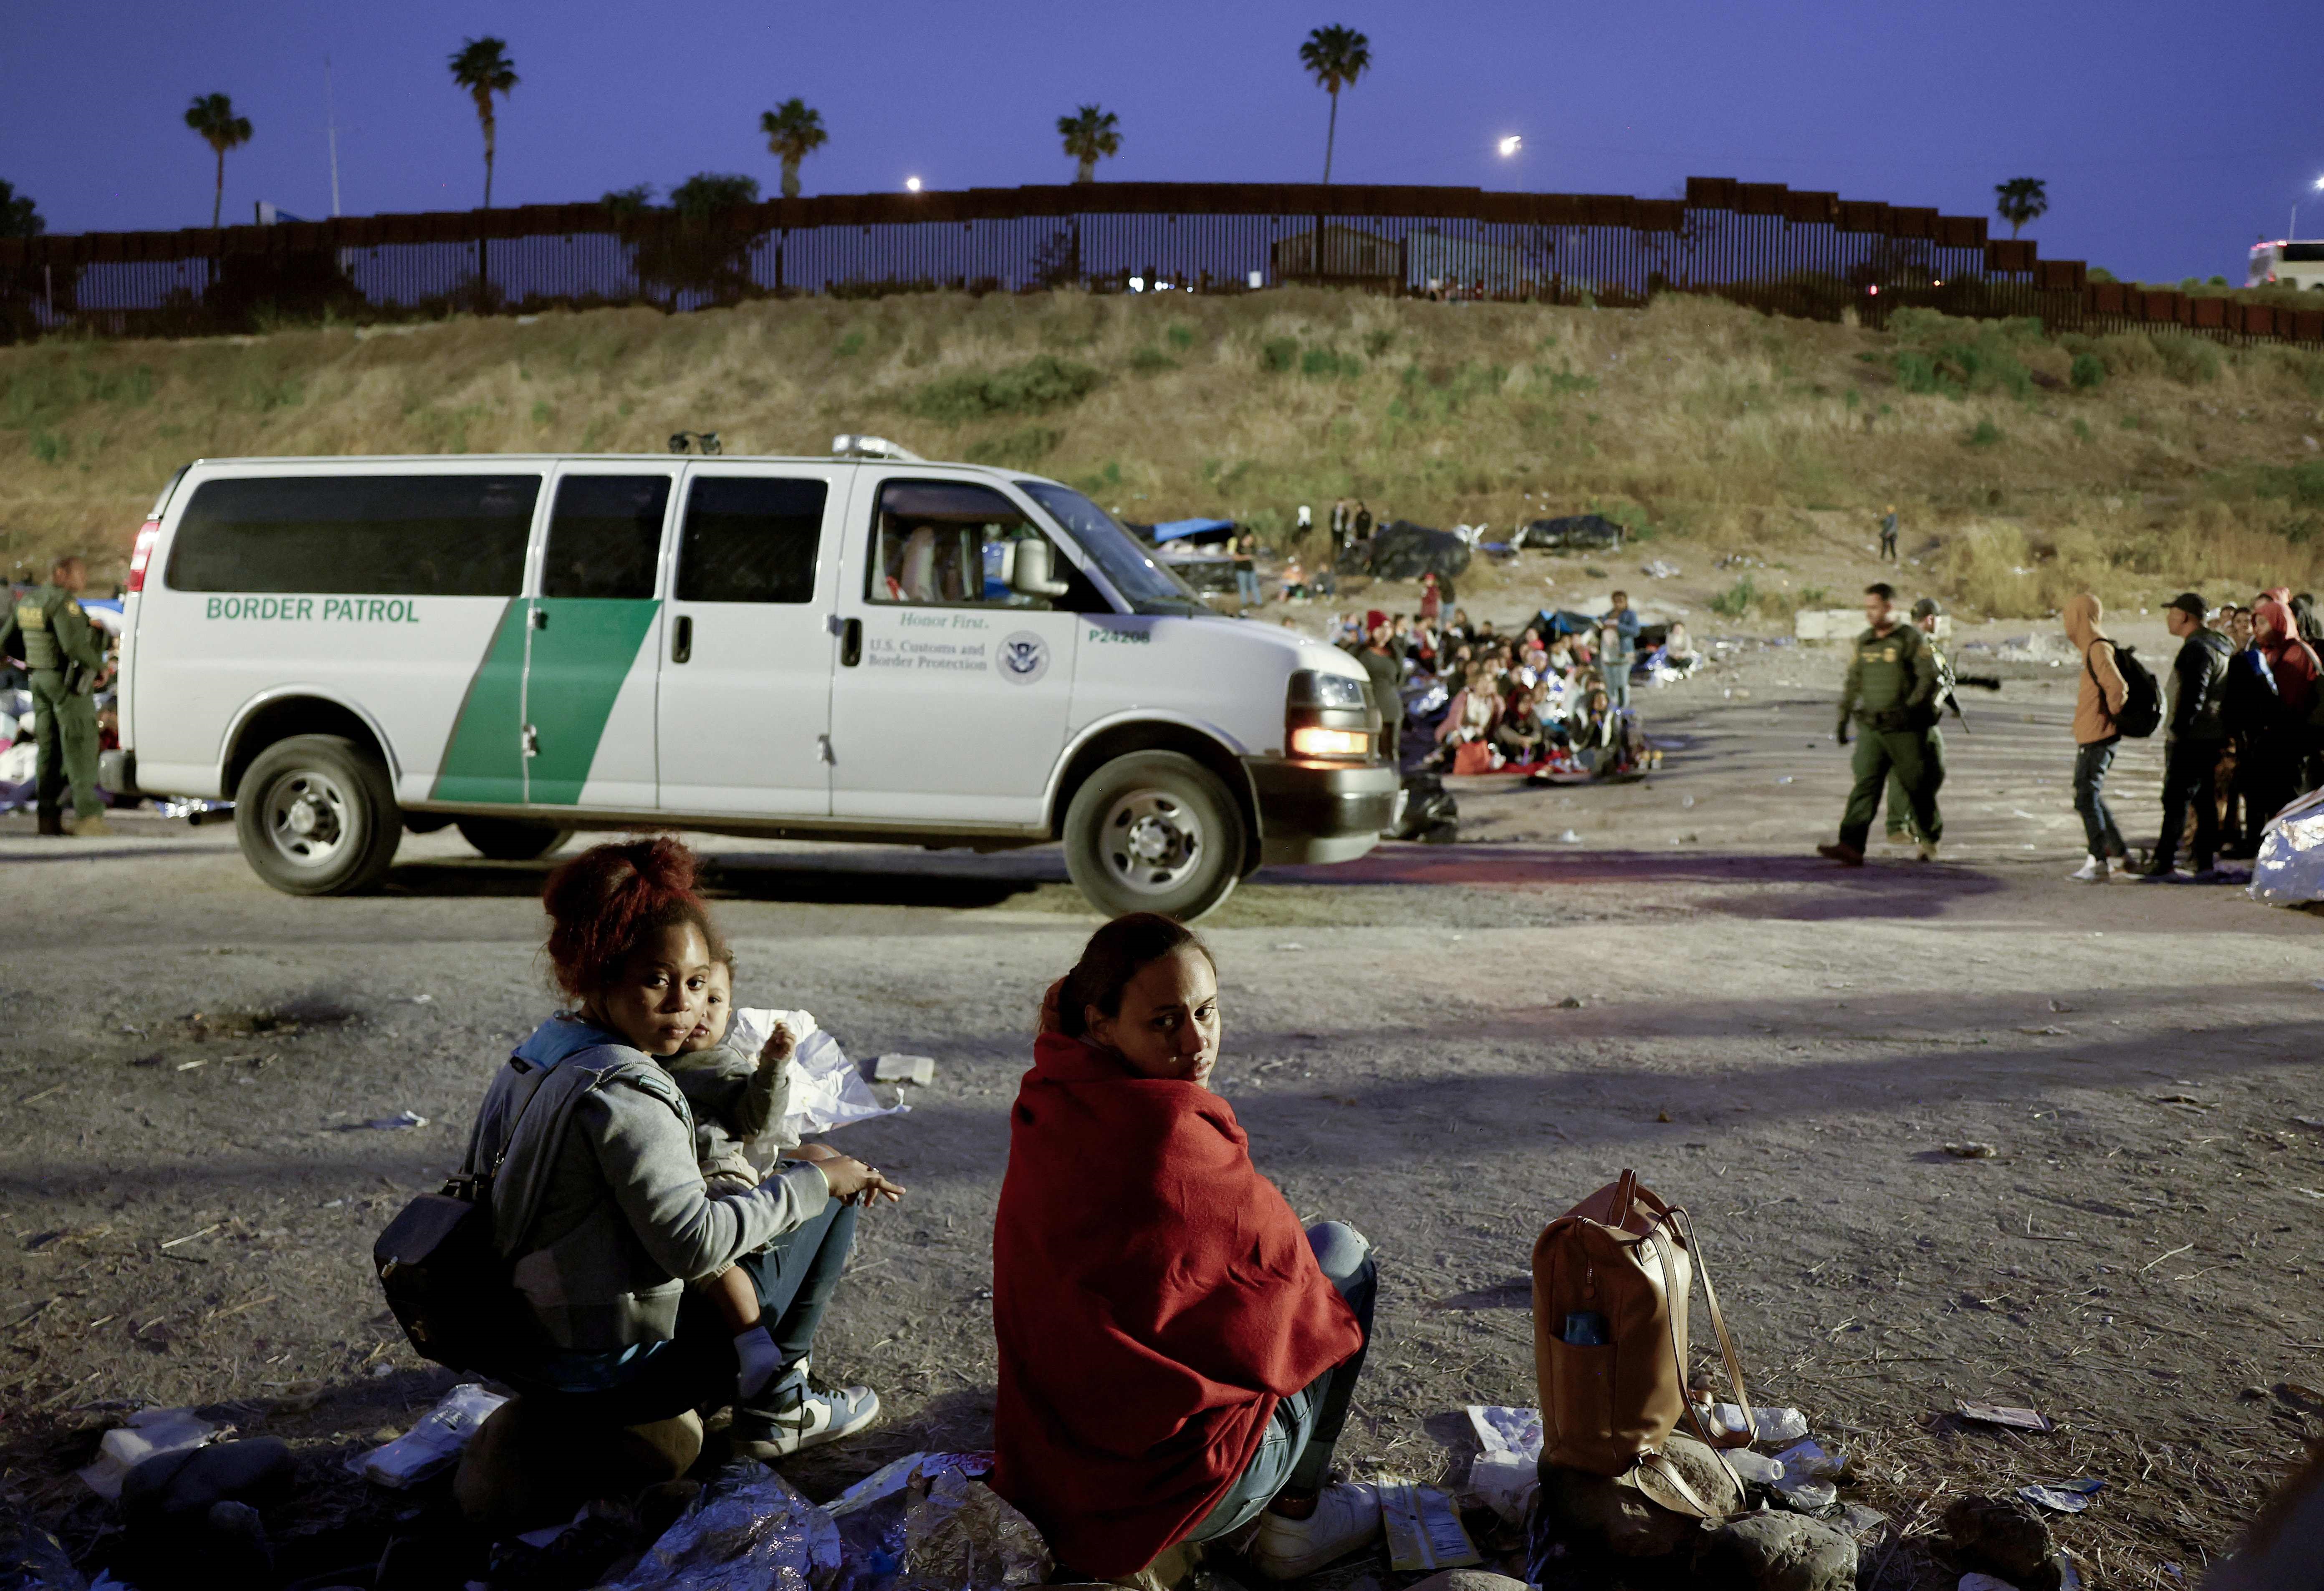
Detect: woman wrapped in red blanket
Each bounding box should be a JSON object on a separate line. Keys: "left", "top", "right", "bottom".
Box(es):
{"left": 992, "top": 914, "right": 1380, "bottom": 1581}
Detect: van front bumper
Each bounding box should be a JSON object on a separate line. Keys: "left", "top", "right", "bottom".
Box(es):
{"left": 1243, "top": 756, "right": 1402, "bottom": 865}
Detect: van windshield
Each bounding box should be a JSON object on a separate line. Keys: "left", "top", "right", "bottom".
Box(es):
{"left": 1016, "top": 481, "right": 1207, "bottom": 615}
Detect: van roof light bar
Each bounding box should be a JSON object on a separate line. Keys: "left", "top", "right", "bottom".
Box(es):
{"left": 832, "top": 434, "right": 922, "bottom": 461}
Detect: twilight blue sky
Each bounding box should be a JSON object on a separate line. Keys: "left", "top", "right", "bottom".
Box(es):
{"left": 5, "top": 0, "right": 2321, "bottom": 284}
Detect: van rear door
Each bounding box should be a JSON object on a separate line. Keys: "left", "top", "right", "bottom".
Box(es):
{"left": 655, "top": 463, "right": 844, "bottom": 817}
{"left": 518, "top": 466, "right": 678, "bottom": 810}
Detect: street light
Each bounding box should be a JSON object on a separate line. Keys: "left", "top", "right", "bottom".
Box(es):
{"left": 1497, "top": 135, "right": 1523, "bottom": 158}
{"left": 2294, "top": 175, "right": 2324, "bottom": 240}
{"left": 905, "top": 176, "right": 923, "bottom": 193}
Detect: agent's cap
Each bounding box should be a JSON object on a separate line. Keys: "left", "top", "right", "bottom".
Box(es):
{"left": 1911, "top": 597, "right": 1943, "bottom": 619}
{"left": 2165, "top": 591, "right": 2208, "bottom": 619}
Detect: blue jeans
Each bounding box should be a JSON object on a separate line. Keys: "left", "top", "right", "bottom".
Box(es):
{"left": 1236, "top": 570, "right": 1263, "bottom": 605}
{"left": 1187, "top": 1223, "right": 1377, "bottom": 1541}
{"left": 2075, "top": 739, "right": 2127, "bottom": 859}
{"left": 500, "top": 1195, "right": 859, "bottom": 1427}
{"left": 1602, "top": 662, "right": 1632, "bottom": 713}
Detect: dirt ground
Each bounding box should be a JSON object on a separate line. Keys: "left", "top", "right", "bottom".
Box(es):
{"left": 4, "top": 603, "right": 2321, "bottom": 1588}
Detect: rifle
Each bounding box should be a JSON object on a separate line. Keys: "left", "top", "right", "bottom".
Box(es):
{"left": 1940, "top": 673, "right": 2003, "bottom": 730}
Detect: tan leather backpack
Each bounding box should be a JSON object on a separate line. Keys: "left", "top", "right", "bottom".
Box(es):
{"left": 1532, "top": 1170, "right": 1755, "bottom": 1516}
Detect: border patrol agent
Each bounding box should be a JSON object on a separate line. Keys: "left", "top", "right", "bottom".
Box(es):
{"left": 1818, "top": 581, "right": 1942, "bottom": 866}
{"left": 1883, "top": 597, "right": 1955, "bottom": 846}
{"left": 8, "top": 555, "right": 112, "bottom": 837}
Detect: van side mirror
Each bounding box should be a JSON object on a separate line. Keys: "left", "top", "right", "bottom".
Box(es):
{"left": 1009, "top": 539, "right": 1072, "bottom": 598}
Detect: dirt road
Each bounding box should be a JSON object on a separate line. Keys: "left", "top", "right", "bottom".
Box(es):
{"left": 4, "top": 632, "right": 2319, "bottom": 1586}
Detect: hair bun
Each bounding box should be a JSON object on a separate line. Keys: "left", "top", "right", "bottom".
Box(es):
{"left": 621, "top": 836, "right": 699, "bottom": 898}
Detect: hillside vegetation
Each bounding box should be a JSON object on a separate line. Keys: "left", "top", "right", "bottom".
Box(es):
{"left": 5, "top": 289, "right": 2324, "bottom": 617}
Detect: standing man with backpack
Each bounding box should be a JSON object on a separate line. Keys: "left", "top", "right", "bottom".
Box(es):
{"left": 1818, "top": 582, "right": 1943, "bottom": 866}
{"left": 2062, "top": 593, "right": 2150, "bottom": 882}
{"left": 2144, "top": 593, "right": 2234, "bottom": 881}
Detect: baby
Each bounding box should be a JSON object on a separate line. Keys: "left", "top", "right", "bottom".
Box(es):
{"left": 666, "top": 955, "right": 829, "bottom": 1398}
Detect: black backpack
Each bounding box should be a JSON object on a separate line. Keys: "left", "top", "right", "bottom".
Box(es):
{"left": 2096, "top": 642, "right": 2163, "bottom": 739}
{"left": 373, "top": 1060, "right": 598, "bottom": 1373}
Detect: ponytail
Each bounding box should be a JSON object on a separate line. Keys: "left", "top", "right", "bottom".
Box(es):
{"left": 541, "top": 838, "right": 724, "bottom": 1000}
{"left": 1056, "top": 913, "right": 1213, "bottom": 1038}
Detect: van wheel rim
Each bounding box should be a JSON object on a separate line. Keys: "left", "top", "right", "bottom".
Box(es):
{"left": 263, "top": 768, "right": 353, "bottom": 869}
{"left": 1100, "top": 789, "right": 1204, "bottom": 894}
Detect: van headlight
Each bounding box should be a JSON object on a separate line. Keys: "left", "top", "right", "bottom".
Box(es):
{"left": 1286, "top": 669, "right": 1378, "bottom": 761}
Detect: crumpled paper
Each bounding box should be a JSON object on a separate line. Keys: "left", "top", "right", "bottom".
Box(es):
{"left": 733, "top": 1009, "right": 909, "bottom": 1139}
{"left": 605, "top": 1461, "right": 842, "bottom": 1591}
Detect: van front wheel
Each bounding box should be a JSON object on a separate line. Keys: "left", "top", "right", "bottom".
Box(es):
{"left": 234, "top": 734, "right": 402, "bottom": 896}
{"left": 1063, "top": 751, "right": 1245, "bottom": 921}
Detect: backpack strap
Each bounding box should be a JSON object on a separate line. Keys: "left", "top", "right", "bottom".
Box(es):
{"left": 1640, "top": 1225, "right": 1745, "bottom": 1517}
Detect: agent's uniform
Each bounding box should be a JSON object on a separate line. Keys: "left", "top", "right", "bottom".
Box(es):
{"left": 1884, "top": 633, "right": 1955, "bottom": 842}
{"left": 1835, "top": 621, "right": 1942, "bottom": 853}
{"left": 10, "top": 583, "right": 107, "bottom": 832}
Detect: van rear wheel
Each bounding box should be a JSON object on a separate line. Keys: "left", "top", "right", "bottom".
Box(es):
{"left": 1063, "top": 751, "right": 1245, "bottom": 921}
{"left": 456, "top": 817, "right": 572, "bottom": 862}
{"left": 234, "top": 734, "right": 402, "bottom": 896}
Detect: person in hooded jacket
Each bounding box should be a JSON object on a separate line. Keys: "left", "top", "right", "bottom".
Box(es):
{"left": 464, "top": 838, "right": 903, "bottom": 1460}
{"left": 2251, "top": 593, "right": 2321, "bottom": 822}
{"left": 2145, "top": 593, "right": 2234, "bottom": 880}
{"left": 2062, "top": 593, "right": 2132, "bottom": 882}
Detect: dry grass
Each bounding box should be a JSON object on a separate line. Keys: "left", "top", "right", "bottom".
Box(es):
{"left": 5, "top": 290, "right": 2324, "bottom": 615}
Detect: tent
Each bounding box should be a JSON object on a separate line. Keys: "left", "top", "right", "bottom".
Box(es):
{"left": 1363, "top": 520, "right": 1472, "bottom": 583}
{"left": 1151, "top": 518, "right": 1237, "bottom": 544}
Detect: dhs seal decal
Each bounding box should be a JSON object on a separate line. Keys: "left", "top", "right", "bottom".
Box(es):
{"left": 997, "top": 631, "right": 1050, "bottom": 685}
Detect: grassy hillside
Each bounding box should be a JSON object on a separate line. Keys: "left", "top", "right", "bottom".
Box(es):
{"left": 5, "top": 289, "right": 2324, "bottom": 617}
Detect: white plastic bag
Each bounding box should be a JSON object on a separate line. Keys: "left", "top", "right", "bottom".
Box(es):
{"left": 345, "top": 1383, "right": 508, "bottom": 1487}
{"left": 733, "top": 1009, "right": 908, "bottom": 1139}
{"left": 2251, "top": 788, "right": 2324, "bottom": 903}
{"left": 607, "top": 1461, "right": 842, "bottom": 1591}
{"left": 1462, "top": 1405, "right": 1543, "bottom": 1522}
{"left": 78, "top": 1408, "right": 219, "bottom": 1500}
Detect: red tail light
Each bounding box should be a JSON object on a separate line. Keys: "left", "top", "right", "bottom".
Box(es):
{"left": 126, "top": 520, "right": 160, "bottom": 593}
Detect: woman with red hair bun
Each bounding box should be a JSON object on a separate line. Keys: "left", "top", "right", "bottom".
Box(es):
{"left": 463, "top": 837, "right": 902, "bottom": 1457}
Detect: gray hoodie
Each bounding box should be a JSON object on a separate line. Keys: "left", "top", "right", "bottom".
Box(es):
{"left": 465, "top": 1016, "right": 829, "bottom": 1354}
{"left": 665, "top": 1026, "right": 798, "bottom": 1191}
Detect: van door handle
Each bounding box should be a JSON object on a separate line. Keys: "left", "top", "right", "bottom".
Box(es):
{"left": 840, "top": 617, "right": 862, "bottom": 667}
{"left": 531, "top": 607, "right": 548, "bottom": 630}
{"left": 672, "top": 615, "right": 692, "bottom": 664}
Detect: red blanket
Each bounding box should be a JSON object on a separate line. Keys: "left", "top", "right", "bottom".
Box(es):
{"left": 991, "top": 1034, "right": 1363, "bottom": 1575}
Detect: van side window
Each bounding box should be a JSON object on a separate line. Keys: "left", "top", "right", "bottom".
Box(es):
{"left": 676, "top": 477, "right": 826, "bottom": 603}
{"left": 543, "top": 475, "right": 669, "bottom": 600}
{"left": 163, "top": 475, "right": 538, "bottom": 595}
{"left": 867, "top": 479, "right": 1102, "bottom": 612}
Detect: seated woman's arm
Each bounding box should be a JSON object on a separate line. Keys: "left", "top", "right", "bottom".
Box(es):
{"left": 584, "top": 1076, "right": 829, "bottom": 1282}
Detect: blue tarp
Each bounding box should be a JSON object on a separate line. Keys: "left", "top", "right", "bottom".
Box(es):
{"left": 1152, "top": 518, "right": 1236, "bottom": 543}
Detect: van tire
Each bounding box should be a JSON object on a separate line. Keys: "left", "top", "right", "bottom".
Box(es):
{"left": 234, "top": 734, "right": 402, "bottom": 896}
{"left": 1062, "top": 751, "right": 1244, "bottom": 921}
{"left": 457, "top": 817, "right": 572, "bottom": 862}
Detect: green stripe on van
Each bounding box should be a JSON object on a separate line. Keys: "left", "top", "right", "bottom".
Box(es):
{"left": 523, "top": 598, "right": 661, "bottom": 805}
{"left": 430, "top": 599, "right": 528, "bottom": 804}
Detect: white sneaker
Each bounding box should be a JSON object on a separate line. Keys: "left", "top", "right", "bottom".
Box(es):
{"left": 2066, "top": 856, "right": 2109, "bottom": 883}
{"left": 733, "top": 1366, "right": 881, "bottom": 1459}
{"left": 1249, "top": 1483, "right": 1382, "bottom": 1581}
{"left": 1915, "top": 840, "right": 1939, "bottom": 862}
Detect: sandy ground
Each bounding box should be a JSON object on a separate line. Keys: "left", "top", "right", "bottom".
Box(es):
{"left": 3, "top": 616, "right": 2321, "bottom": 1588}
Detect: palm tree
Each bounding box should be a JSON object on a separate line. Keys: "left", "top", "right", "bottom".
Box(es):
{"left": 449, "top": 37, "right": 519, "bottom": 207}
{"left": 1298, "top": 25, "right": 1371, "bottom": 185}
{"left": 1994, "top": 177, "right": 2049, "bottom": 240}
{"left": 759, "top": 99, "right": 828, "bottom": 200}
{"left": 1057, "top": 105, "right": 1122, "bottom": 184}
{"left": 183, "top": 93, "right": 253, "bottom": 229}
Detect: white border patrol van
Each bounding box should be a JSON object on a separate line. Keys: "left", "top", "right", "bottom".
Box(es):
{"left": 116, "top": 446, "right": 1399, "bottom": 918}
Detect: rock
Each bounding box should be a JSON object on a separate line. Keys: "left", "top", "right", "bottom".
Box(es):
{"left": 1537, "top": 1434, "right": 1741, "bottom": 1559}
{"left": 121, "top": 1437, "right": 294, "bottom": 1532}
{"left": 453, "top": 1398, "right": 704, "bottom": 1535}
{"left": 1695, "top": 1512, "right": 1857, "bottom": 1591}
{"left": 1944, "top": 1495, "right": 2060, "bottom": 1590}
{"left": 1406, "top": 1573, "right": 1531, "bottom": 1591}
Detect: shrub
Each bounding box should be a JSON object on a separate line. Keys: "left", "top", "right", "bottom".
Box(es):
{"left": 1129, "top": 346, "right": 1180, "bottom": 373}
{"left": 1709, "top": 575, "right": 1757, "bottom": 618}
{"left": 1260, "top": 336, "right": 1299, "bottom": 373}
{"left": 1300, "top": 346, "right": 1358, "bottom": 378}
{"left": 1965, "top": 419, "right": 2004, "bottom": 448}
{"left": 836, "top": 330, "right": 865, "bottom": 357}
{"left": 909, "top": 354, "right": 1102, "bottom": 422}
{"left": 964, "top": 426, "right": 1062, "bottom": 468}
{"left": 1166, "top": 323, "right": 1195, "bottom": 350}
{"left": 2070, "top": 353, "right": 2105, "bottom": 390}
{"left": 1886, "top": 309, "right": 2034, "bottom": 400}
{"left": 2152, "top": 336, "right": 2222, "bottom": 386}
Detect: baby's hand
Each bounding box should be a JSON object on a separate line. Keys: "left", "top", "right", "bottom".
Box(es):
{"left": 758, "top": 1022, "right": 795, "bottom": 1070}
